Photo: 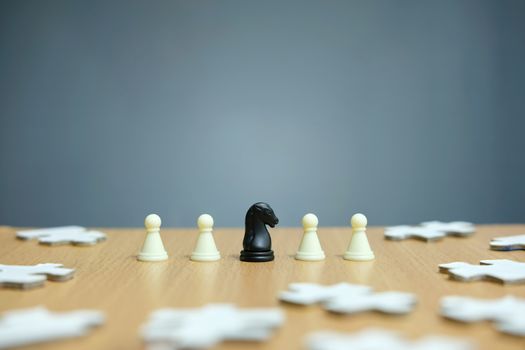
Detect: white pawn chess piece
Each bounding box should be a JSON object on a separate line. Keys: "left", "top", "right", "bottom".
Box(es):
{"left": 295, "top": 213, "right": 325, "bottom": 261}
{"left": 344, "top": 213, "right": 374, "bottom": 261}
{"left": 191, "top": 214, "right": 221, "bottom": 262}
{"left": 138, "top": 214, "right": 168, "bottom": 262}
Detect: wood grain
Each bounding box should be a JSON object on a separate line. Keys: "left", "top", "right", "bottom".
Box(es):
{"left": 0, "top": 225, "right": 524, "bottom": 350}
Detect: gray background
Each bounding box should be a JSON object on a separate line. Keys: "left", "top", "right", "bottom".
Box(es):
{"left": 1, "top": 0, "right": 524, "bottom": 228}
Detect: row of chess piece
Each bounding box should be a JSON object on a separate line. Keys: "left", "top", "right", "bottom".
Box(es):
{"left": 138, "top": 202, "right": 374, "bottom": 263}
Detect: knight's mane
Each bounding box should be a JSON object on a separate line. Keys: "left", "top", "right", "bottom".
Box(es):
{"left": 245, "top": 204, "right": 256, "bottom": 229}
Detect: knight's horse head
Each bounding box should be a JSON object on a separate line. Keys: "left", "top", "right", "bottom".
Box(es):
{"left": 248, "top": 202, "right": 279, "bottom": 228}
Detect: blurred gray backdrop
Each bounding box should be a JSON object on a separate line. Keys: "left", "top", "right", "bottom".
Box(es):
{"left": 1, "top": 0, "right": 524, "bottom": 227}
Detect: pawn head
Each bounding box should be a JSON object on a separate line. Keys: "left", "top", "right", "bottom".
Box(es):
{"left": 302, "top": 213, "right": 319, "bottom": 229}
{"left": 145, "top": 214, "right": 162, "bottom": 230}
{"left": 351, "top": 213, "right": 367, "bottom": 229}
{"left": 197, "top": 214, "right": 214, "bottom": 230}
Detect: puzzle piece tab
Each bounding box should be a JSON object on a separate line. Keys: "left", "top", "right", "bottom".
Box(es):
{"left": 0, "top": 307, "right": 104, "bottom": 349}
{"left": 141, "top": 304, "right": 284, "bottom": 349}
{"left": 307, "top": 329, "right": 475, "bottom": 350}
{"left": 279, "top": 283, "right": 416, "bottom": 315}
{"left": 17, "top": 226, "right": 106, "bottom": 246}
{"left": 0, "top": 263, "right": 75, "bottom": 289}
{"left": 385, "top": 221, "right": 475, "bottom": 241}
{"left": 490, "top": 234, "right": 525, "bottom": 251}
{"left": 441, "top": 295, "right": 525, "bottom": 337}
{"left": 439, "top": 259, "right": 525, "bottom": 284}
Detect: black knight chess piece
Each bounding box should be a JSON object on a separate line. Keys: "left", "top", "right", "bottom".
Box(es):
{"left": 240, "top": 202, "right": 279, "bottom": 262}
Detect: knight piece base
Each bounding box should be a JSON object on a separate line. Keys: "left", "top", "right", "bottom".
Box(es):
{"left": 240, "top": 250, "right": 274, "bottom": 262}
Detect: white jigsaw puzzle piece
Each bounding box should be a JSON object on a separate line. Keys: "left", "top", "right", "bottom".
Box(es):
{"left": 307, "top": 329, "right": 475, "bottom": 350}
{"left": 142, "top": 304, "right": 284, "bottom": 350}
{"left": 490, "top": 234, "right": 525, "bottom": 251}
{"left": 385, "top": 221, "right": 475, "bottom": 241}
{"left": 420, "top": 221, "right": 475, "bottom": 235}
{"left": 325, "top": 291, "right": 417, "bottom": 315}
{"left": 16, "top": 226, "right": 85, "bottom": 239}
{"left": 279, "top": 283, "right": 416, "bottom": 315}
{"left": 0, "top": 263, "right": 75, "bottom": 289}
{"left": 278, "top": 283, "right": 372, "bottom": 305}
{"left": 17, "top": 226, "right": 106, "bottom": 246}
{"left": 441, "top": 295, "right": 525, "bottom": 336}
{"left": 0, "top": 307, "right": 104, "bottom": 349}
{"left": 439, "top": 259, "right": 525, "bottom": 284}
{"left": 385, "top": 226, "right": 447, "bottom": 241}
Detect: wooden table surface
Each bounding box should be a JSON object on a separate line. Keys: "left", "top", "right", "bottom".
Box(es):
{"left": 1, "top": 225, "right": 524, "bottom": 350}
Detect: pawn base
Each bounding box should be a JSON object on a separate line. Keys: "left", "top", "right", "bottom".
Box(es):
{"left": 191, "top": 252, "right": 221, "bottom": 262}
{"left": 295, "top": 251, "right": 326, "bottom": 261}
{"left": 240, "top": 250, "right": 274, "bottom": 262}
{"left": 137, "top": 252, "right": 168, "bottom": 262}
{"left": 343, "top": 251, "right": 375, "bottom": 261}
